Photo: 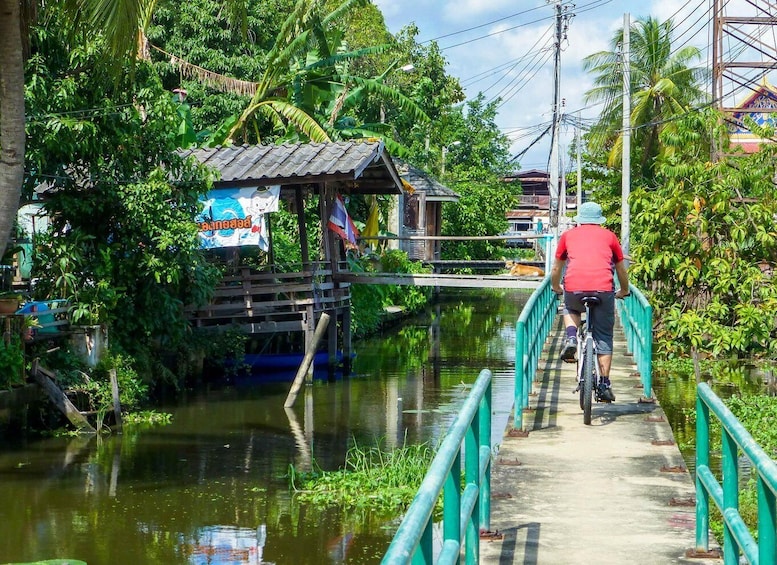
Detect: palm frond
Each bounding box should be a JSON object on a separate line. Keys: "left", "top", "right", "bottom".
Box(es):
{"left": 348, "top": 76, "right": 429, "bottom": 123}
{"left": 260, "top": 99, "right": 331, "bottom": 142}
{"left": 323, "top": 0, "right": 369, "bottom": 25}
{"left": 306, "top": 45, "right": 391, "bottom": 71}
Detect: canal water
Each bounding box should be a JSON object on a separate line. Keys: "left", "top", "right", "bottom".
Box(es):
{"left": 0, "top": 288, "right": 531, "bottom": 565}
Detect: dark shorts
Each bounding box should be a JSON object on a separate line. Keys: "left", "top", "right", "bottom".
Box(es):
{"left": 563, "top": 291, "right": 615, "bottom": 354}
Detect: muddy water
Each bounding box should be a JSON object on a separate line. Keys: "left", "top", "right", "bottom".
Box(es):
{"left": 0, "top": 289, "right": 530, "bottom": 565}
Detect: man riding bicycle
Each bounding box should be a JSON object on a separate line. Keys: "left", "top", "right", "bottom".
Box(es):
{"left": 550, "top": 201, "right": 630, "bottom": 402}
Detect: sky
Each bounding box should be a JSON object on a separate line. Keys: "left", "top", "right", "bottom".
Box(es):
{"left": 372, "top": 0, "right": 773, "bottom": 173}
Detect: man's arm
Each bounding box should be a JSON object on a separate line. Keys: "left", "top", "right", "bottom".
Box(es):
{"left": 550, "top": 258, "right": 565, "bottom": 294}
{"left": 614, "top": 260, "right": 630, "bottom": 298}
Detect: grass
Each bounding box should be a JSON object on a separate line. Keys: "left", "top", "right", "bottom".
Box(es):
{"left": 289, "top": 437, "right": 438, "bottom": 514}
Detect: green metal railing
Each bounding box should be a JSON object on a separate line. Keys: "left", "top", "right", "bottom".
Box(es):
{"left": 382, "top": 369, "right": 493, "bottom": 565}
{"left": 616, "top": 283, "right": 653, "bottom": 398}
{"left": 514, "top": 277, "right": 557, "bottom": 431}
{"left": 695, "top": 382, "right": 777, "bottom": 564}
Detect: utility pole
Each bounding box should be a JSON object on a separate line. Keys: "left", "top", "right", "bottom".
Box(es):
{"left": 548, "top": 0, "right": 562, "bottom": 229}
{"left": 576, "top": 111, "right": 582, "bottom": 211}
{"left": 621, "top": 12, "right": 631, "bottom": 259}
{"left": 547, "top": 1, "right": 572, "bottom": 230}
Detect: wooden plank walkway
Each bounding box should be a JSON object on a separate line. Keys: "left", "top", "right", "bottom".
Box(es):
{"left": 481, "top": 325, "right": 722, "bottom": 564}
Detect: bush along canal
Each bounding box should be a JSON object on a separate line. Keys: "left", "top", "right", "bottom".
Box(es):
{"left": 0, "top": 288, "right": 530, "bottom": 565}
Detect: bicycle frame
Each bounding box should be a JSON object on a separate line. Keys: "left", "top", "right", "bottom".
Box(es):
{"left": 576, "top": 297, "right": 602, "bottom": 425}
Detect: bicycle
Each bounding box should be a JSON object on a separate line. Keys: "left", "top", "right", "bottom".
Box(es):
{"left": 574, "top": 295, "right": 607, "bottom": 425}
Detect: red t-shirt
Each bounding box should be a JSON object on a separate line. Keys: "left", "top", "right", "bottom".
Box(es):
{"left": 555, "top": 224, "right": 624, "bottom": 292}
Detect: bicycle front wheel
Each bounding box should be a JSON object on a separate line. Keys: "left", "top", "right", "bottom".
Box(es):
{"left": 582, "top": 337, "right": 595, "bottom": 425}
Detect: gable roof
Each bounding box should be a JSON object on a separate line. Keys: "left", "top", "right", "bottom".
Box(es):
{"left": 728, "top": 80, "right": 777, "bottom": 153}
{"left": 179, "top": 140, "right": 403, "bottom": 194}
{"left": 393, "top": 159, "right": 459, "bottom": 202}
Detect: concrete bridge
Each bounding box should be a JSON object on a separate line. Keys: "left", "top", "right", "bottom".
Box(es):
{"left": 480, "top": 323, "right": 722, "bottom": 564}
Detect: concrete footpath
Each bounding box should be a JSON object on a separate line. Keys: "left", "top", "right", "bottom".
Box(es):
{"left": 479, "top": 326, "right": 722, "bottom": 565}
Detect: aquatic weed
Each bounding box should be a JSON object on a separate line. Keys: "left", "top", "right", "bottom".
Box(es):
{"left": 289, "top": 437, "right": 439, "bottom": 514}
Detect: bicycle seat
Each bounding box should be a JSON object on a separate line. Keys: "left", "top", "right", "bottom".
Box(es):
{"left": 580, "top": 296, "right": 601, "bottom": 306}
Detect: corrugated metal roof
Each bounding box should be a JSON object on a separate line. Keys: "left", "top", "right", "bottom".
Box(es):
{"left": 393, "top": 159, "right": 459, "bottom": 202}
{"left": 179, "top": 141, "right": 403, "bottom": 194}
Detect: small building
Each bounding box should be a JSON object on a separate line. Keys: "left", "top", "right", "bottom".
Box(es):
{"left": 179, "top": 140, "right": 404, "bottom": 364}
{"left": 394, "top": 160, "right": 460, "bottom": 261}
{"left": 502, "top": 169, "right": 579, "bottom": 237}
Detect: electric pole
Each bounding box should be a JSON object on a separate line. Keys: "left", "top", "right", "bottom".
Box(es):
{"left": 547, "top": 1, "right": 572, "bottom": 230}
{"left": 576, "top": 111, "right": 582, "bottom": 211}
{"left": 621, "top": 13, "right": 631, "bottom": 259}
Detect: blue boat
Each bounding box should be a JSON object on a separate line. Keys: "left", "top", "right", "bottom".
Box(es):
{"left": 241, "top": 351, "right": 345, "bottom": 372}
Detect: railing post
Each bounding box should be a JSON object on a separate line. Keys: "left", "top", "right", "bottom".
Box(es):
{"left": 465, "top": 417, "right": 479, "bottom": 564}
{"left": 757, "top": 475, "right": 777, "bottom": 564}
{"left": 444, "top": 451, "right": 461, "bottom": 558}
{"left": 480, "top": 380, "right": 492, "bottom": 532}
{"left": 722, "top": 429, "right": 739, "bottom": 563}
{"left": 695, "top": 393, "right": 710, "bottom": 552}
{"left": 642, "top": 302, "right": 653, "bottom": 398}
{"left": 416, "top": 522, "right": 433, "bottom": 565}
{"left": 515, "top": 320, "right": 526, "bottom": 431}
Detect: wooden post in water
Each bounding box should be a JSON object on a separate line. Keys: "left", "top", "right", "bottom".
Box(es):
{"left": 342, "top": 306, "right": 352, "bottom": 373}
{"left": 109, "top": 368, "right": 123, "bottom": 431}
{"left": 284, "top": 312, "right": 330, "bottom": 408}
{"left": 31, "top": 359, "right": 96, "bottom": 433}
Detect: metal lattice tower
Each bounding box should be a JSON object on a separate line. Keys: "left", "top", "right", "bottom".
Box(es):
{"left": 713, "top": 0, "right": 777, "bottom": 114}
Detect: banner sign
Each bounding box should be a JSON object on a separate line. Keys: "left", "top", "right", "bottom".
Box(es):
{"left": 196, "top": 186, "right": 280, "bottom": 250}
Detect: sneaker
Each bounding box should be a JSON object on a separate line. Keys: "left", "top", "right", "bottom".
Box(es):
{"left": 560, "top": 337, "right": 577, "bottom": 363}
{"left": 598, "top": 380, "right": 616, "bottom": 402}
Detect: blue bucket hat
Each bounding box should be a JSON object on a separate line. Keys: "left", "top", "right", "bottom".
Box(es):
{"left": 574, "top": 201, "right": 606, "bottom": 224}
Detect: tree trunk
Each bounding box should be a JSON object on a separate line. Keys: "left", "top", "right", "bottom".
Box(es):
{"left": 0, "top": 0, "right": 26, "bottom": 260}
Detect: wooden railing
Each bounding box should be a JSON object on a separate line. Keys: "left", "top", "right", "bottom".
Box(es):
{"left": 185, "top": 264, "right": 350, "bottom": 335}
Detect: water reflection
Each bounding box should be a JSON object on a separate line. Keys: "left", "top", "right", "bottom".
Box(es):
{"left": 183, "top": 524, "right": 271, "bottom": 564}
{"left": 654, "top": 359, "right": 777, "bottom": 475}
{"left": 0, "top": 289, "right": 529, "bottom": 564}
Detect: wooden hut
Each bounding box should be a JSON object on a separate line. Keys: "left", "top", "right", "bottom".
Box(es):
{"left": 393, "top": 160, "right": 459, "bottom": 261}
{"left": 179, "top": 140, "right": 403, "bottom": 366}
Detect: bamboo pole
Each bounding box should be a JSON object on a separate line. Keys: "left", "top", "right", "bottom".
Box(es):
{"left": 284, "top": 313, "right": 330, "bottom": 408}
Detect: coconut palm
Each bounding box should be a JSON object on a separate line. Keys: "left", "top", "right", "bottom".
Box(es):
{"left": 583, "top": 16, "right": 707, "bottom": 180}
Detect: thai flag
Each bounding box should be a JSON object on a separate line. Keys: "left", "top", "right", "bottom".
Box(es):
{"left": 327, "top": 194, "right": 359, "bottom": 249}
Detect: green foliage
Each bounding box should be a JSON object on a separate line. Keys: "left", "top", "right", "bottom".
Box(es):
{"left": 290, "top": 437, "right": 437, "bottom": 514}
{"left": 148, "top": 0, "right": 293, "bottom": 138}
{"left": 628, "top": 109, "right": 777, "bottom": 358}
{"left": 0, "top": 334, "right": 25, "bottom": 389}
{"left": 442, "top": 180, "right": 516, "bottom": 260}
{"left": 123, "top": 410, "right": 173, "bottom": 427}
{"left": 379, "top": 249, "right": 432, "bottom": 311}
{"left": 348, "top": 250, "right": 431, "bottom": 338}
{"left": 25, "top": 14, "right": 220, "bottom": 381}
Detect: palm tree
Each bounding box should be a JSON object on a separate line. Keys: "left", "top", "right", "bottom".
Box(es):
{"left": 583, "top": 16, "right": 707, "bottom": 180}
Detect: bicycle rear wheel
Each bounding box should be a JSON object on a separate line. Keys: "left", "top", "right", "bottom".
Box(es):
{"left": 582, "top": 338, "right": 595, "bottom": 425}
